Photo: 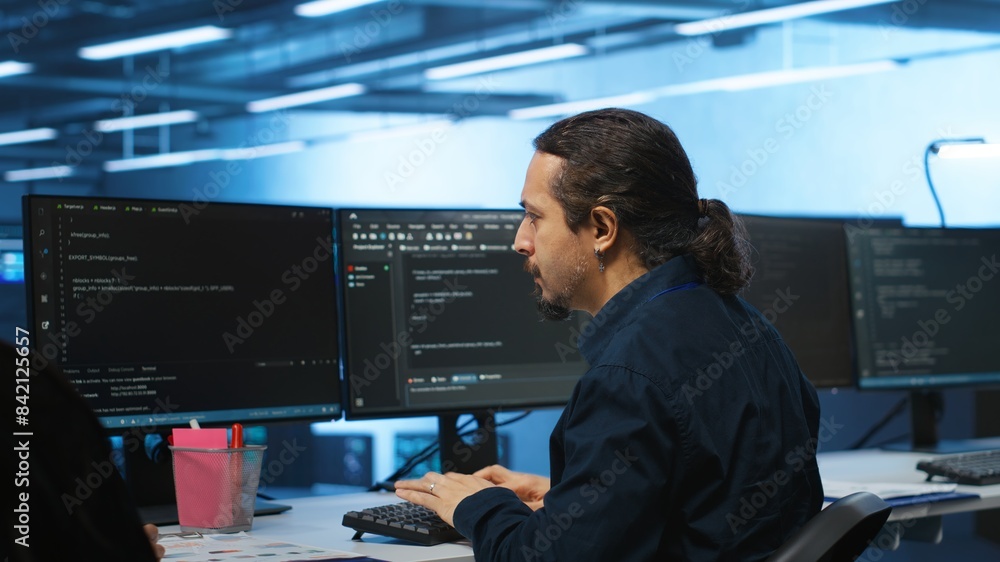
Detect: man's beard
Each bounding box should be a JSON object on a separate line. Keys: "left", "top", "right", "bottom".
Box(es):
{"left": 525, "top": 260, "right": 573, "bottom": 321}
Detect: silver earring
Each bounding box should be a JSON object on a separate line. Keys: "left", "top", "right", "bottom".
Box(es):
{"left": 595, "top": 249, "right": 605, "bottom": 273}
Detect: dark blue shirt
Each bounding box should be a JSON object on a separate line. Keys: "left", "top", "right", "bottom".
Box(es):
{"left": 453, "top": 255, "right": 823, "bottom": 561}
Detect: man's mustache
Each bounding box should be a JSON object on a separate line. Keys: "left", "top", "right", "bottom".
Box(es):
{"left": 524, "top": 260, "right": 540, "bottom": 277}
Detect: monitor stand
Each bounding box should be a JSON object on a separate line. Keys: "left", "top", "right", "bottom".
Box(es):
{"left": 883, "top": 390, "right": 1000, "bottom": 454}
{"left": 121, "top": 431, "right": 291, "bottom": 525}
{"left": 437, "top": 411, "right": 500, "bottom": 475}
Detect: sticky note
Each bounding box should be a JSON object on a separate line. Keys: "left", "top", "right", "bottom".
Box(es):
{"left": 172, "top": 428, "right": 227, "bottom": 449}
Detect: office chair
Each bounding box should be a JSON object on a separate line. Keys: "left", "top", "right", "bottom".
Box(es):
{"left": 766, "top": 492, "right": 892, "bottom": 562}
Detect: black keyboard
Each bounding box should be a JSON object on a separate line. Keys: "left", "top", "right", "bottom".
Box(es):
{"left": 917, "top": 449, "right": 1000, "bottom": 486}
{"left": 342, "top": 501, "right": 464, "bottom": 546}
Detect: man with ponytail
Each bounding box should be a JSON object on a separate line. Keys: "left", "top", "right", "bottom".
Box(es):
{"left": 395, "top": 108, "right": 823, "bottom": 561}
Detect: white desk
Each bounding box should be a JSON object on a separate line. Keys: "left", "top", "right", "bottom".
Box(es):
{"left": 818, "top": 449, "right": 1000, "bottom": 521}
{"left": 157, "top": 450, "right": 1000, "bottom": 561}
{"left": 158, "top": 492, "right": 475, "bottom": 562}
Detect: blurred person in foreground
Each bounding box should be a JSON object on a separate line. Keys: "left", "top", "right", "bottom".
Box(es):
{"left": 6, "top": 339, "right": 164, "bottom": 561}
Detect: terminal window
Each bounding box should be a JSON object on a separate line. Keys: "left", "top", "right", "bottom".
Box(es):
{"left": 339, "top": 209, "right": 589, "bottom": 419}
{"left": 847, "top": 227, "right": 1000, "bottom": 388}
{"left": 24, "top": 197, "right": 341, "bottom": 427}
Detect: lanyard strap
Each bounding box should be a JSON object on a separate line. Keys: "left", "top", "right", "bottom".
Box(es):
{"left": 644, "top": 281, "right": 703, "bottom": 303}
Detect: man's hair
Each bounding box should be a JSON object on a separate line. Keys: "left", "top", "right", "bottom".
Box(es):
{"left": 532, "top": 107, "right": 752, "bottom": 295}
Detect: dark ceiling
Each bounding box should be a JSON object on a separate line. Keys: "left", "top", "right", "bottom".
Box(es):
{"left": 1, "top": 0, "right": 998, "bottom": 180}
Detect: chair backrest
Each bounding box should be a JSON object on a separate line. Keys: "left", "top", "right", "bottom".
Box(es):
{"left": 766, "top": 491, "right": 892, "bottom": 562}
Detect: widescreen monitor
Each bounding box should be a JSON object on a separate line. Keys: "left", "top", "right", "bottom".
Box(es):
{"left": 846, "top": 226, "right": 1000, "bottom": 450}
{"left": 738, "top": 215, "right": 905, "bottom": 388}
{"left": 739, "top": 215, "right": 862, "bottom": 388}
{"left": 337, "top": 208, "right": 590, "bottom": 472}
{"left": 23, "top": 195, "right": 342, "bottom": 520}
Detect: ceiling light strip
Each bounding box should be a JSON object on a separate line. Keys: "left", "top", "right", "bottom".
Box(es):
{"left": 509, "top": 60, "right": 901, "bottom": 120}
{"left": 78, "top": 26, "right": 233, "bottom": 61}
{"left": 0, "top": 61, "right": 34, "bottom": 78}
{"left": 346, "top": 120, "right": 455, "bottom": 143}
{"left": 295, "top": 0, "right": 381, "bottom": 18}
{"left": 103, "top": 141, "right": 308, "bottom": 172}
{"left": 674, "top": 0, "right": 896, "bottom": 36}
{"left": 220, "top": 141, "right": 307, "bottom": 160}
{"left": 0, "top": 127, "right": 58, "bottom": 146}
{"left": 509, "top": 92, "right": 657, "bottom": 121}
{"left": 95, "top": 110, "right": 200, "bottom": 132}
{"left": 4, "top": 165, "right": 73, "bottom": 182}
{"left": 425, "top": 44, "right": 589, "bottom": 81}
{"left": 246, "top": 83, "right": 366, "bottom": 113}
{"left": 104, "top": 149, "right": 221, "bottom": 172}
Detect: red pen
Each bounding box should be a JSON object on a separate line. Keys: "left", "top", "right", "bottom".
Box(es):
{"left": 228, "top": 423, "right": 245, "bottom": 526}
{"left": 230, "top": 423, "right": 244, "bottom": 448}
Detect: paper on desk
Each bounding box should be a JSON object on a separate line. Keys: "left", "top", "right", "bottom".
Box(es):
{"left": 159, "top": 532, "right": 381, "bottom": 561}
{"left": 823, "top": 480, "right": 957, "bottom": 500}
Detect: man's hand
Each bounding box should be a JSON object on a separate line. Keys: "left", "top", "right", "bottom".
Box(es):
{"left": 474, "top": 465, "right": 549, "bottom": 510}
{"left": 143, "top": 524, "right": 165, "bottom": 561}
{"left": 394, "top": 471, "right": 495, "bottom": 526}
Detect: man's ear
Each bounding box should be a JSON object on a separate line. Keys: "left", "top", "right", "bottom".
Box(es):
{"left": 589, "top": 206, "right": 619, "bottom": 253}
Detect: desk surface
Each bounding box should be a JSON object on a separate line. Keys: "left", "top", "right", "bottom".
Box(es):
{"left": 817, "top": 448, "right": 1000, "bottom": 521}
{"left": 159, "top": 492, "right": 475, "bottom": 562}
{"left": 158, "top": 449, "right": 1000, "bottom": 561}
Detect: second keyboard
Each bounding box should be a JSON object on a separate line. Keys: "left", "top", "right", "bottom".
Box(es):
{"left": 917, "top": 449, "right": 1000, "bottom": 486}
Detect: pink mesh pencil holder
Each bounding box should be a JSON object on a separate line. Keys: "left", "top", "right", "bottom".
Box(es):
{"left": 169, "top": 445, "right": 267, "bottom": 533}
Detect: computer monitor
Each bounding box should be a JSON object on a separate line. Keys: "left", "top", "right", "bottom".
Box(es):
{"left": 738, "top": 214, "right": 902, "bottom": 389}
{"left": 846, "top": 225, "right": 1000, "bottom": 451}
{"left": 0, "top": 229, "right": 23, "bottom": 283}
{"left": 0, "top": 225, "right": 26, "bottom": 344}
{"left": 337, "top": 208, "right": 590, "bottom": 473}
{"left": 22, "top": 195, "right": 342, "bottom": 521}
